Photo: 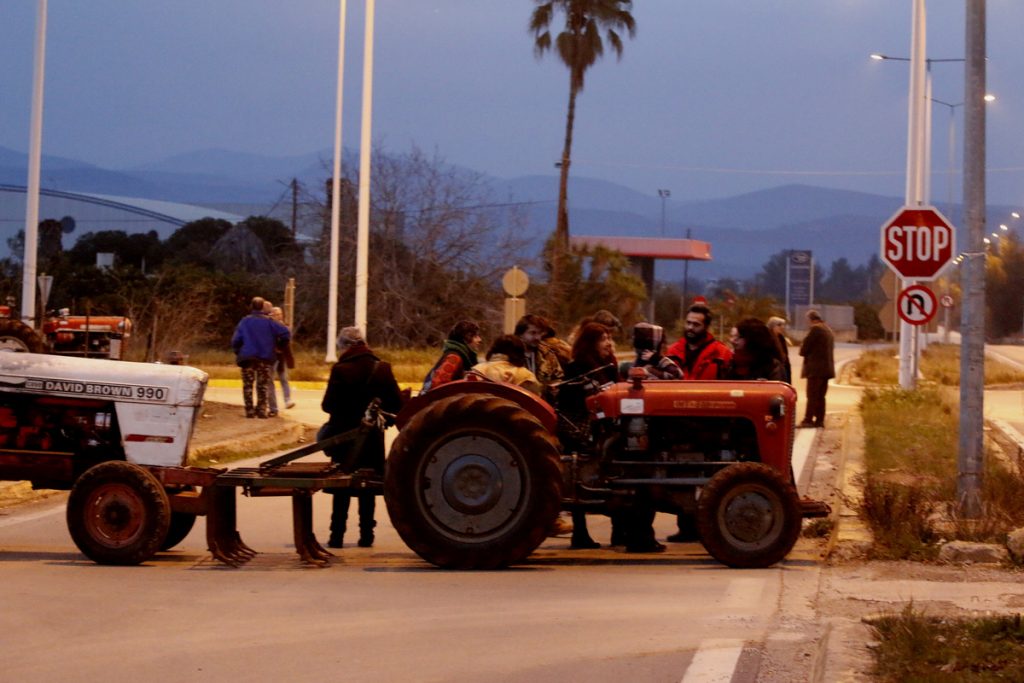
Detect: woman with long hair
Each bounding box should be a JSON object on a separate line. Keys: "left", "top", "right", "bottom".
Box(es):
{"left": 558, "top": 323, "right": 618, "bottom": 549}
{"left": 725, "top": 318, "right": 787, "bottom": 381}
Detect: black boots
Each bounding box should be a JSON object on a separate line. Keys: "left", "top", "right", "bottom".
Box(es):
{"left": 569, "top": 510, "right": 600, "bottom": 549}
{"left": 357, "top": 520, "right": 376, "bottom": 548}
{"left": 330, "top": 493, "right": 376, "bottom": 549}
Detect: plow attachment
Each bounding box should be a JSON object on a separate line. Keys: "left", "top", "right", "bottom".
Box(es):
{"left": 198, "top": 414, "right": 386, "bottom": 567}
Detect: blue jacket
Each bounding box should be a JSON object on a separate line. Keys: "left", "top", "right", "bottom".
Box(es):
{"left": 231, "top": 312, "right": 291, "bottom": 364}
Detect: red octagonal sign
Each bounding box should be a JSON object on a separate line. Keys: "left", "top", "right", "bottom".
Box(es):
{"left": 880, "top": 205, "right": 956, "bottom": 280}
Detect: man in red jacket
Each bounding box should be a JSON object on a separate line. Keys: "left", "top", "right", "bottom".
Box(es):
{"left": 666, "top": 303, "right": 733, "bottom": 380}
{"left": 665, "top": 303, "right": 733, "bottom": 543}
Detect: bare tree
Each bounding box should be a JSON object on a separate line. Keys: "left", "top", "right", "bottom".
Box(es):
{"left": 307, "top": 145, "right": 532, "bottom": 346}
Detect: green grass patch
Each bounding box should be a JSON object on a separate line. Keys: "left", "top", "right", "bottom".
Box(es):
{"left": 869, "top": 604, "right": 1024, "bottom": 682}
{"left": 852, "top": 344, "right": 1024, "bottom": 386}
{"left": 859, "top": 386, "right": 1024, "bottom": 559}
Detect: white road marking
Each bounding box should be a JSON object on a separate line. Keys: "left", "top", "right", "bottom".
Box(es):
{"left": 792, "top": 427, "right": 817, "bottom": 495}
{"left": 0, "top": 503, "right": 62, "bottom": 528}
{"left": 681, "top": 638, "right": 745, "bottom": 683}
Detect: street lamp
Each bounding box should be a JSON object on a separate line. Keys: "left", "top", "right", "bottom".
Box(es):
{"left": 657, "top": 189, "right": 671, "bottom": 236}
{"left": 930, "top": 97, "right": 963, "bottom": 223}
{"left": 870, "top": 52, "right": 964, "bottom": 206}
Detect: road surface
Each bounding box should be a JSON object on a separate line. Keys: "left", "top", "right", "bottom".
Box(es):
{"left": 0, "top": 345, "right": 863, "bottom": 682}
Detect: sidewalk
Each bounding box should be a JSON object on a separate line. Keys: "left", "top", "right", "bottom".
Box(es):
{"left": 807, "top": 409, "right": 1024, "bottom": 682}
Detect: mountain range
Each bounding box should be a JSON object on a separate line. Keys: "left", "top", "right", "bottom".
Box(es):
{"left": 1, "top": 145, "right": 1006, "bottom": 281}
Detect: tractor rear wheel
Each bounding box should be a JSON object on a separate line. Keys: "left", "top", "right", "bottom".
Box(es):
{"left": 385, "top": 394, "right": 562, "bottom": 569}
{"left": 696, "top": 462, "right": 802, "bottom": 568}
{"left": 67, "top": 461, "right": 171, "bottom": 565}
{"left": 0, "top": 320, "right": 45, "bottom": 353}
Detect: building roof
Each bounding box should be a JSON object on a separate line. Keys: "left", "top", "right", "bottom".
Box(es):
{"left": 0, "top": 185, "right": 243, "bottom": 245}
{"left": 569, "top": 235, "right": 712, "bottom": 261}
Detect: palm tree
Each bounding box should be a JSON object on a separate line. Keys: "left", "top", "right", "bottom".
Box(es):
{"left": 530, "top": 0, "right": 636, "bottom": 293}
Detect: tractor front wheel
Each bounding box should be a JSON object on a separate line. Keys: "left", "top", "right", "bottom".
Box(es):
{"left": 696, "top": 462, "right": 802, "bottom": 568}
{"left": 67, "top": 461, "right": 171, "bottom": 565}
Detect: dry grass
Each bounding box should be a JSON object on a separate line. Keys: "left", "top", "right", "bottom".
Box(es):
{"left": 852, "top": 344, "right": 1024, "bottom": 386}
{"left": 859, "top": 386, "right": 1024, "bottom": 559}
{"left": 869, "top": 604, "right": 1024, "bottom": 682}
{"left": 187, "top": 346, "right": 438, "bottom": 384}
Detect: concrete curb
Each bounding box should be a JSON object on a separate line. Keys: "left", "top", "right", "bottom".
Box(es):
{"left": 825, "top": 411, "right": 872, "bottom": 561}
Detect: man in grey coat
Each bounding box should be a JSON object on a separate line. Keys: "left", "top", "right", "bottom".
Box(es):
{"left": 799, "top": 310, "right": 835, "bottom": 428}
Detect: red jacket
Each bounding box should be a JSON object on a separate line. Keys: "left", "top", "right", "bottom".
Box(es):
{"left": 666, "top": 335, "right": 733, "bottom": 380}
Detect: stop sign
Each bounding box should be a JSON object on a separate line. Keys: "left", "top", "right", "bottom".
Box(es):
{"left": 880, "top": 206, "right": 956, "bottom": 280}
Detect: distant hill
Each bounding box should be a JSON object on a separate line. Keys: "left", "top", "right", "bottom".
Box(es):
{"left": 0, "top": 145, "right": 1000, "bottom": 280}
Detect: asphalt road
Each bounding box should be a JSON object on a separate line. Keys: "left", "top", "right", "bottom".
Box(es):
{"left": 0, "top": 345, "right": 866, "bottom": 682}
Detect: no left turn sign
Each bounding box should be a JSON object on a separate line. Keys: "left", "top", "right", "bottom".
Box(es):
{"left": 897, "top": 284, "right": 938, "bottom": 326}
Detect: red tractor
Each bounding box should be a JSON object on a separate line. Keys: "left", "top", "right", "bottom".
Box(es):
{"left": 384, "top": 369, "right": 828, "bottom": 570}
{"left": 0, "top": 306, "right": 132, "bottom": 359}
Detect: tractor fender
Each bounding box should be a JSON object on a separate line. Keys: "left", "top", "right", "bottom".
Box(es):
{"left": 395, "top": 379, "right": 558, "bottom": 433}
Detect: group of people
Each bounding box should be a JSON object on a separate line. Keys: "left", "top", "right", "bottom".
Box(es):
{"left": 230, "top": 298, "right": 834, "bottom": 553}
{"left": 231, "top": 297, "right": 296, "bottom": 419}
{"left": 415, "top": 304, "right": 835, "bottom": 552}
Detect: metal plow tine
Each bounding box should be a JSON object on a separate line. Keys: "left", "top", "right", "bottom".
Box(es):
{"left": 231, "top": 532, "right": 258, "bottom": 558}
{"left": 307, "top": 532, "right": 334, "bottom": 561}
{"left": 292, "top": 493, "right": 330, "bottom": 567}
{"left": 205, "top": 486, "right": 255, "bottom": 566}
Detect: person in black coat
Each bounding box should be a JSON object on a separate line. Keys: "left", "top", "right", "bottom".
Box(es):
{"left": 321, "top": 327, "right": 404, "bottom": 549}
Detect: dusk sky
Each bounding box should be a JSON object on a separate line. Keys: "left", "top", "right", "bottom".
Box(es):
{"left": 3, "top": 1, "right": 1023, "bottom": 205}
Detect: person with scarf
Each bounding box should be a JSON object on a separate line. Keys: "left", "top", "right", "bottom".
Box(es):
{"left": 422, "top": 321, "right": 483, "bottom": 392}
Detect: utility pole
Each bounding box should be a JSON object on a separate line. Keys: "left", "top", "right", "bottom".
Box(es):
{"left": 290, "top": 178, "right": 298, "bottom": 238}
{"left": 958, "top": 0, "right": 986, "bottom": 518}
{"left": 657, "top": 189, "right": 670, "bottom": 236}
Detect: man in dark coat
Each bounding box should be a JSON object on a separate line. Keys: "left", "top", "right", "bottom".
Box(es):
{"left": 321, "top": 327, "right": 404, "bottom": 548}
{"left": 799, "top": 310, "right": 835, "bottom": 428}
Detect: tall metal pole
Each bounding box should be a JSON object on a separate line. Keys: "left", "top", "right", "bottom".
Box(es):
{"left": 899, "top": 0, "right": 928, "bottom": 389}
{"left": 354, "top": 0, "right": 375, "bottom": 336}
{"left": 22, "top": 0, "right": 48, "bottom": 328}
{"left": 326, "top": 0, "right": 347, "bottom": 363}
{"left": 958, "top": 0, "right": 986, "bottom": 518}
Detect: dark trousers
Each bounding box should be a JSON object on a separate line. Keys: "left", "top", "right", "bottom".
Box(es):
{"left": 330, "top": 492, "right": 376, "bottom": 540}
{"left": 804, "top": 376, "right": 829, "bottom": 426}
{"left": 319, "top": 422, "right": 382, "bottom": 541}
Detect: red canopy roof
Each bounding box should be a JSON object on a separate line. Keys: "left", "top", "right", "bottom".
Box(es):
{"left": 569, "top": 235, "right": 712, "bottom": 261}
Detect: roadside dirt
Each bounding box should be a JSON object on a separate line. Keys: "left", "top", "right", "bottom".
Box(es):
{"left": 0, "top": 401, "right": 315, "bottom": 509}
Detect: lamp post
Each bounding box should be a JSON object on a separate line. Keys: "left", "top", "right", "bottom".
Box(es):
{"left": 871, "top": 41, "right": 964, "bottom": 386}
{"left": 657, "top": 188, "right": 671, "bottom": 236}
{"left": 930, "top": 97, "right": 962, "bottom": 223}
{"left": 22, "top": 0, "right": 48, "bottom": 329}
{"left": 326, "top": 0, "right": 348, "bottom": 363}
